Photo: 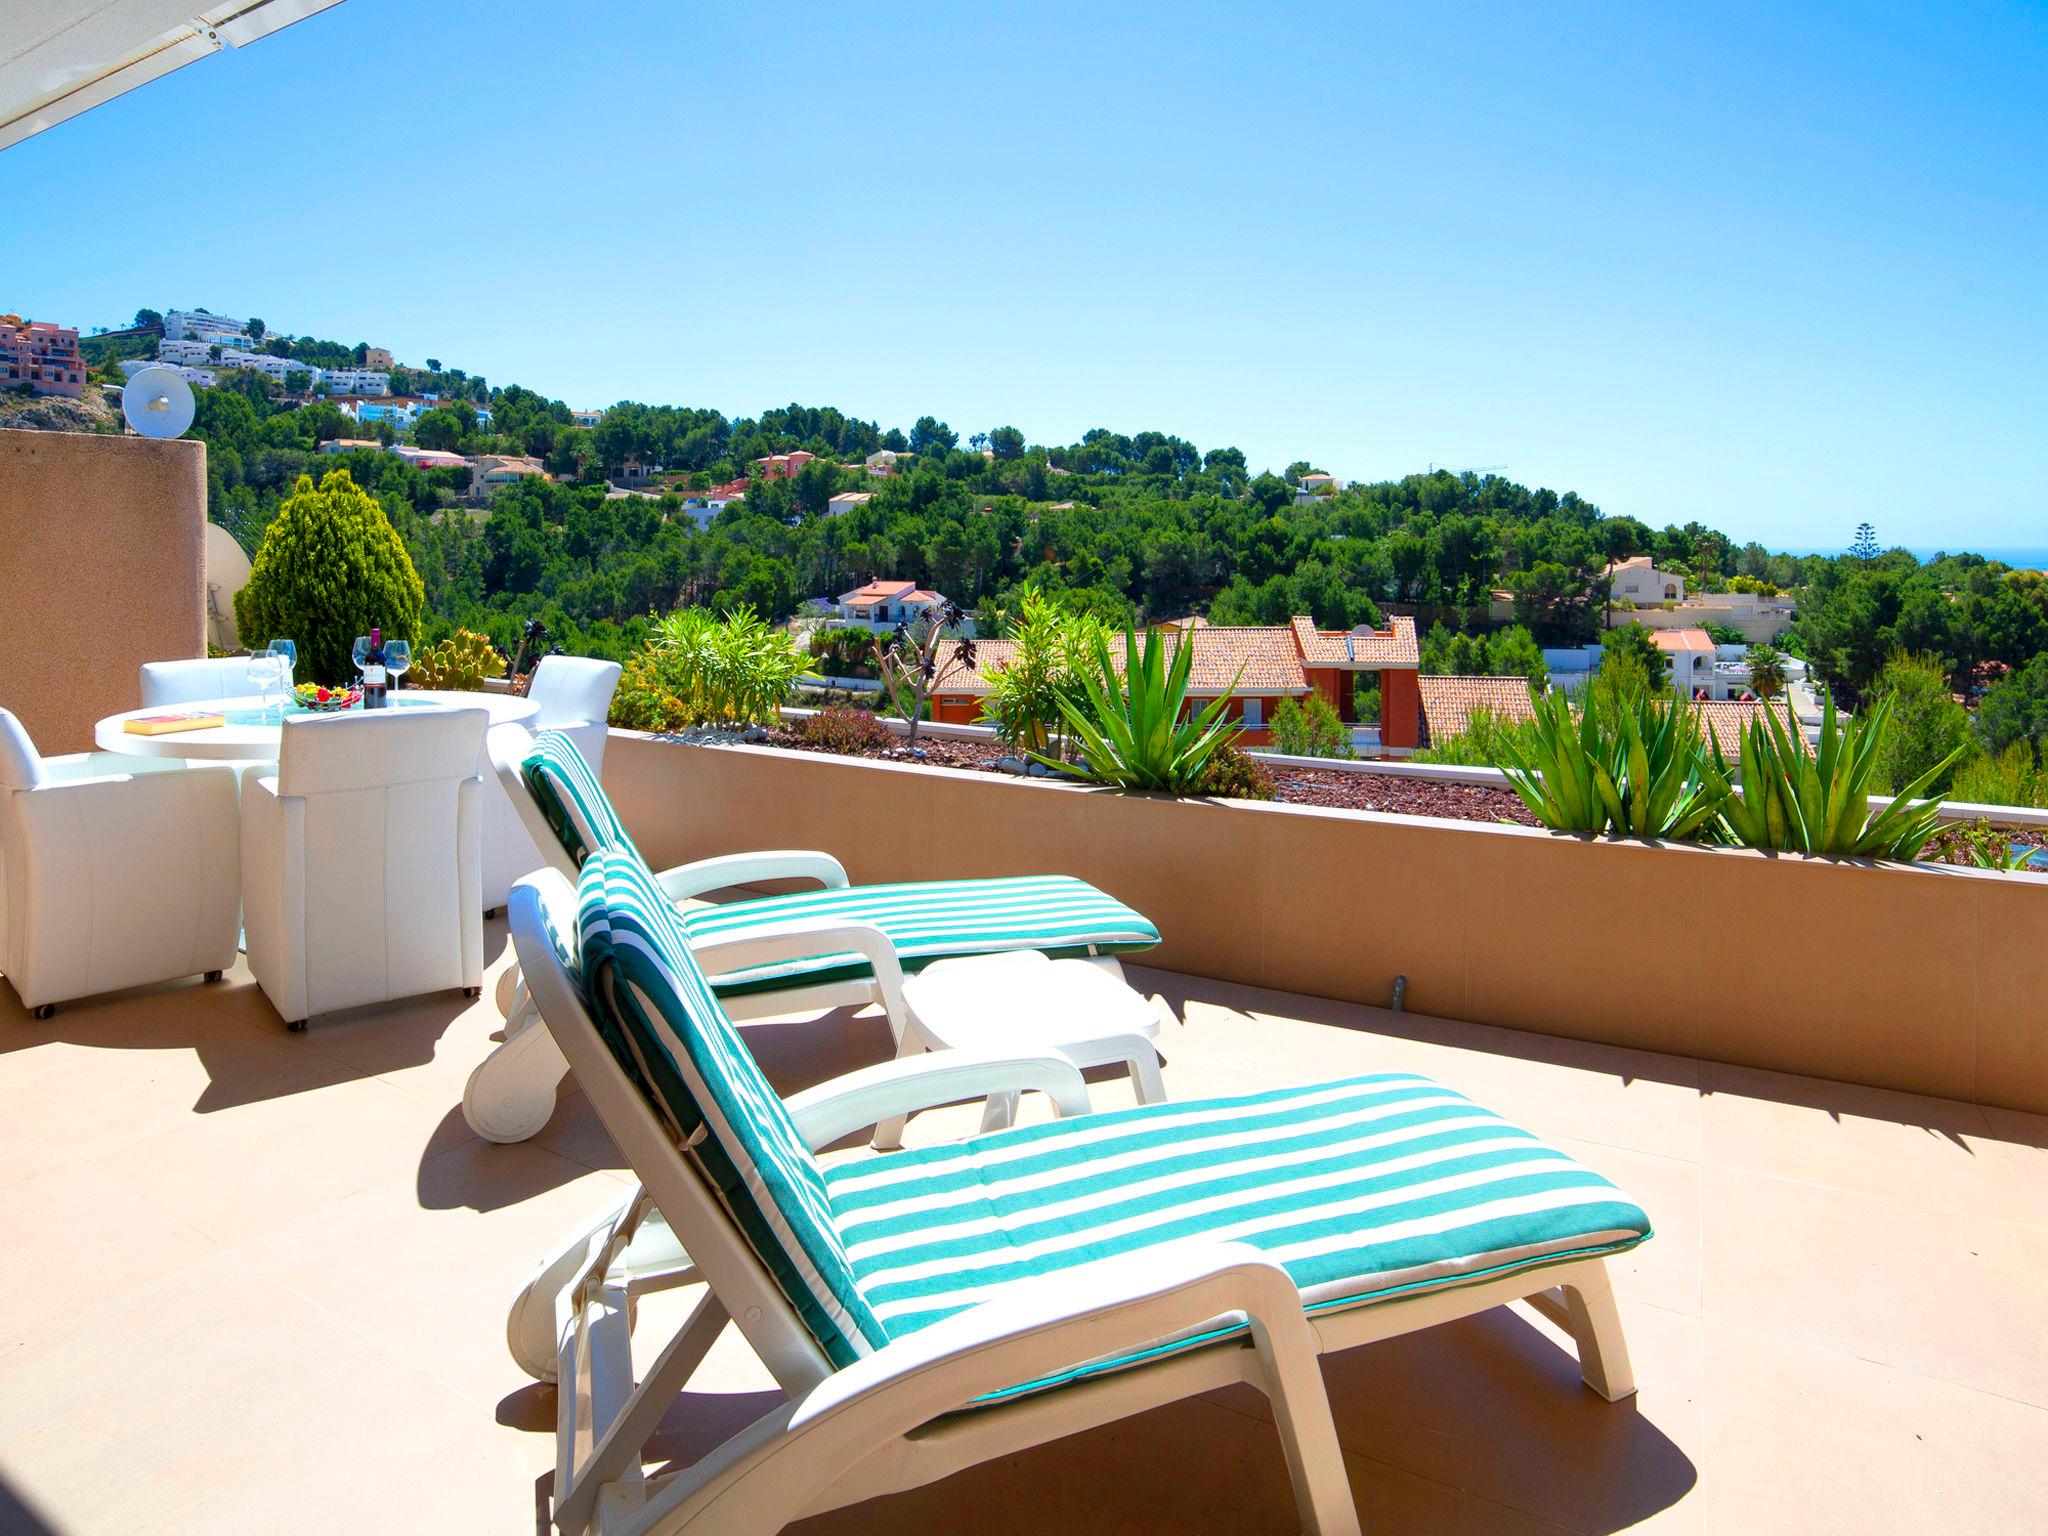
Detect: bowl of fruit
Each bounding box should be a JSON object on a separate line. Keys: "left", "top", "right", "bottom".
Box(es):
{"left": 293, "top": 683, "right": 362, "bottom": 712}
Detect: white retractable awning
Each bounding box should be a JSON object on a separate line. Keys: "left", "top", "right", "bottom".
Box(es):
{"left": 0, "top": 0, "right": 345, "bottom": 151}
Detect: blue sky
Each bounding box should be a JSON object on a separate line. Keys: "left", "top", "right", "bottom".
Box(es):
{"left": 3, "top": 0, "right": 2043, "bottom": 550}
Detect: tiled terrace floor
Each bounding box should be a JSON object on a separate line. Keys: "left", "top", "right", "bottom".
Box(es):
{"left": 4, "top": 926, "right": 2048, "bottom": 1535}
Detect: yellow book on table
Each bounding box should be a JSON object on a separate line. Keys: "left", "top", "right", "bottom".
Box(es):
{"left": 123, "top": 711, "right": 226, "bottom": 736}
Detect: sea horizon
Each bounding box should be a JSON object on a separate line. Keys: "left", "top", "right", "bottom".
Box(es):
{"left": 1779, "top": 546, "right": 2048, "bottom": 569}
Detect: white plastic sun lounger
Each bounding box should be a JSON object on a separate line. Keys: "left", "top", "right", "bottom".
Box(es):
{"left": 504, "top": 843, "right": 1652, "bottom": 1536}
{"left": 464, "top": 725, "right": 1159, "bottom": 1143}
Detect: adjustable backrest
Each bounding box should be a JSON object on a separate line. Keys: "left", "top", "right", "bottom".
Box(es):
{"left": 0, "top": 708, "right": 44, "bottom": 790}
{"left": 527, "top": 656, "right": 622, "bottom": 730}
{"left": 519, "top": 728, "right": 638, "bottom": 865}
{"left": 139, "top": 656, "right": 276, "bottom": 707}
{"left": 576, "top": 845, "right": 887, "bottom": 1367}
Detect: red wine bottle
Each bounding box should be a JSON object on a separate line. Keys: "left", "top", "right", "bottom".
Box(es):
{"left": 363, "top": 627, "right": 387, "bottom": 709}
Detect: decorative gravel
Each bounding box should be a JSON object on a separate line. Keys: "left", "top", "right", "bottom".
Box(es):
{"left": 758, "top": 731, "right": 1537, "bottom": 825}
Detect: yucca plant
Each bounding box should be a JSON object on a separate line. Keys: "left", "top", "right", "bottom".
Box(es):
{"left": 1045, "top": 625, "right": 1243, "bottom": 793}
{"left": 1715, "top": 693, "right": 1961, "bottom": 860}
{"left": 1496, "top": 685, "right": 1727, "bottom": 840}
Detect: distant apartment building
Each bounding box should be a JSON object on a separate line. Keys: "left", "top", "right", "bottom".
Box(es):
{"left": 319, "top": 367, "right": 390, "bottom": 396}
{"left": 825, "top": 491, "right": 873, "bottom": 517}
{"left": 158, "top": 338, "right": 316, "bottom": 387}
{"left": 161, "top": 310, "right": 248, "bottom": 343}
{"left": 119, "top": 357, "right": 217, "bottom": 389}
{"left": 864, "top": 449, "right": 907, "bottom": 477}
{"left": 754, "top": 450, "right": 817, "bottom": 480}
{"left": 346, "top": 396, "right": 432, "bottom": 429}
{"left": 0, "top": 318, "right": 85, "bottom": 398}
{"left": 319, "top": 438, "right": 384, "bottom": 454}
{"left": 362, "top": 347, "right": 395, "bottom": 369}
{"left": 572, "top": 407, "right": 606, "bottom": 429}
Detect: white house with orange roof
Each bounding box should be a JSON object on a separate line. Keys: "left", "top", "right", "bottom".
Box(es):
{"left": 834, "top": 579, "right": 948, "bottom": 631}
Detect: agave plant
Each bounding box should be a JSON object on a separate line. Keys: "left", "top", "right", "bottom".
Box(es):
{"left": 1496, "top": 685, "right": 1727, "bottom": 840}
{"left": 1046, "top": 625, "right": 1242, "bottom": 793}
{"left": 1715, "top": 693, "right": 1961, "bottom": 860}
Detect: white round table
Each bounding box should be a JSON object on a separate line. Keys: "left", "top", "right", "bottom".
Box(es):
{"left": 95, "top": 689, "right": 546, "bottom": 909}
{"left": 95, "top": 689, "right": 538, "bottom": 758}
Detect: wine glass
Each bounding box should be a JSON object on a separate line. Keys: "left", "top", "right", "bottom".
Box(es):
{"left": 384, "top": 639, "right": 411, "bottom": 694}
{"left": 252, "top": 649, "right": 285, "bottom": 721}
{"left": 351, "top": 635, "right": 372, "bottom": 682}
{"left": 267, "top": 638, "right": 298, "bottom": 687}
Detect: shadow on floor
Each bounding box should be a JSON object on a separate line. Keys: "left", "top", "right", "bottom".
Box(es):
{"left": 1135, "top": 963, "right": 2046, "bottom": 1153}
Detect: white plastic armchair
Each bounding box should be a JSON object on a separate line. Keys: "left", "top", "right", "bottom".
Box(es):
{"left": 524, "top": 655, "right": 622, "bottom": 775}
{"left": 0, "top": 707, "right": 240, "bottom": 1017}
{"left": 240, "top": 707, "right": 488, "bottom": 1031}
{"left": 479, "top": 657, "right": 621, "bottom": 912}
{"left": 139, "top": 656, "right": 281, "bottom": 706}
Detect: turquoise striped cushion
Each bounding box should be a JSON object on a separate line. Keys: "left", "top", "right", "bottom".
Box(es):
{"left": 576, "top": 847, "right": 888, "bottom": 1367}
{"left": 682, "top": 876, "right": 1161, "bottom": 994}
{"left": 825, "top": 1074, "right": 1651, "bottom": 1399}
{"left": 521, "top": 731, "right": 1160, "bottom": 993}
{"left": 523, "top": 729, "right": 640, "bottom": 865}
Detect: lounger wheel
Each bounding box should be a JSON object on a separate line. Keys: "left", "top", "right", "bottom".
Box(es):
{"left": 494, "top": 966, "right": 522, "bottom": 1017}
{"left": 204, "top": 970, "right": 224, "bottom": 983}
{"left": 32, "top": 1003, "right": 55, "bottom": 1021}
{"left": 464, "top": 1053, "right": 560, "bottom": 1143}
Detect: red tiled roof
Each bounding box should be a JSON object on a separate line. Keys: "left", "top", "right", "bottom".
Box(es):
{"left": 938, "top": 627, "right": 1309, "bottom": 699}
{"left": 1293, "top": 614, "right": 1419, "bottom": 669}
{"left": 1651, "top": 628, "right": 1716, "bottom": 653}
{"left": 1692, "top": 697, "right": 1801, "bottom": 757}
{"left": 840, "top": 579, "right": 922, "bottom": 605}
{"left": 1417, "top": 675, "right": 1540, "bottom": 744}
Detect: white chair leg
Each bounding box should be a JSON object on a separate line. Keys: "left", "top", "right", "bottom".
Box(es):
{"left": 508, "top": 1187, "right": 641, "bottom": 1380}
{"left": 869, "top": 1030, "right": 926, "bottom": 1151}
{"left": 464, "top": 1000, "right": 570, "bottom": 1143}
{"left": 1563, "top": 1265, "right": 1636, "bottom": 1402}
{"left": 977, "top": 1091, "right": 1021, "bottom": 1133}
{"left": 1551, "top": 1263, "right": 1636, "bottom": 1401}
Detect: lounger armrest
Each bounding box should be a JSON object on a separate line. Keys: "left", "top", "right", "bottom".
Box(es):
{"left": 656, "top": 850, "right": 850, "bottom": 902}
{"left": 689, "top": 919, "right": 910, "bottom": 1035}
{"left": 657, "top": 1242, "right": 1354, "bottom": 1534}
{"left": 785, "top": 1049, "right": 1091, "bottom": 1149}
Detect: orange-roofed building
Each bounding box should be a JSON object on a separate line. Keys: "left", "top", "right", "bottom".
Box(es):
{"left": 835, "top": 579, "right": 947, "bottom": 630}
{"left": 931, "top": 614, "right": 1430, "bottom": 749}
{"left": 754, "top": 450, "right": 817, "bottom": 480}
{"left": 1417, "top": 676, "right": 1540, "bottom": 746}
{"left": 0, "top": 317, "right": 84, "bottom": 399}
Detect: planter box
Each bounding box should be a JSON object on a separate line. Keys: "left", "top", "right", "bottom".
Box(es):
{"left": 602, "top": 731, "right": 2048, "bottom": 1114}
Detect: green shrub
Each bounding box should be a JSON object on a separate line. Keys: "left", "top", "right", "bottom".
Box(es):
{"left": 1193, "top": 744, "right": 1277, "bottom": 801}
{"left": 1497, "top": 686, "right": 1726, "bottom": 839}
{"left": 233, "top": 469, "right": 425, "bottom": 684}
{"left": 410, "top": 628, "right": 499, "bottom": 690}
{"left": 1050, "top": 625, "right": 1243, "bottom": 793}
{"left": 607, "top": 607, "right": 809, "bottom": 730}
{"left": 798, "top": 706, "right": 890, "bottom": 753}
{"left": 1744, "top": 643, "right": 1788, "bottom": 699}
{"left": 1868, "top": 653, "right": 1970, "bottom": 795}
{"left": 1952, "top": 743, "right": 2047, "bottom": 810}
{"left": 978, "top": 589, "right": 1100, "bottom": 756}
{"left": 1410, "top": 704, "right": 1537, "bottom": 767}
{"left": 1715, "top": 692, "right": 1960, "bottom": 860}
{"left": 1268, "top": 693, "right": 1352, "bottom": 758}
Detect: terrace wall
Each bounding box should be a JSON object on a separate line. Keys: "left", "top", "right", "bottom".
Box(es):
{"left": 605, "top": 732, "right": 2048, "bottom": 1114}
{"left": 0, "top": 429, "right": 206, "bottom": 751}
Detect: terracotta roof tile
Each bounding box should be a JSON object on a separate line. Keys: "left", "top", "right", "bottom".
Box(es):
{"left": 1417, "top": 675, "right": 1540, "bottom": 744}
{"left": 937, "top": 627, "right": 1312, "bottom": 699}
{"left": 1651, "top": 628, "right": 1716, "bottom": 653}
{"left": 1692, "top": 698, "right": 1801, "bottom": 757}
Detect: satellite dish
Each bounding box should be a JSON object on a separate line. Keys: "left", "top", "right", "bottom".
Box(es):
{"left": 122, "top": 365, "right": 196, "bottom": 439}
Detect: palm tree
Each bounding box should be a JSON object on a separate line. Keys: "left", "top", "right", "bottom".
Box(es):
{"left": 1745, "top": 642, "right": 1788, "bottom": 699}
